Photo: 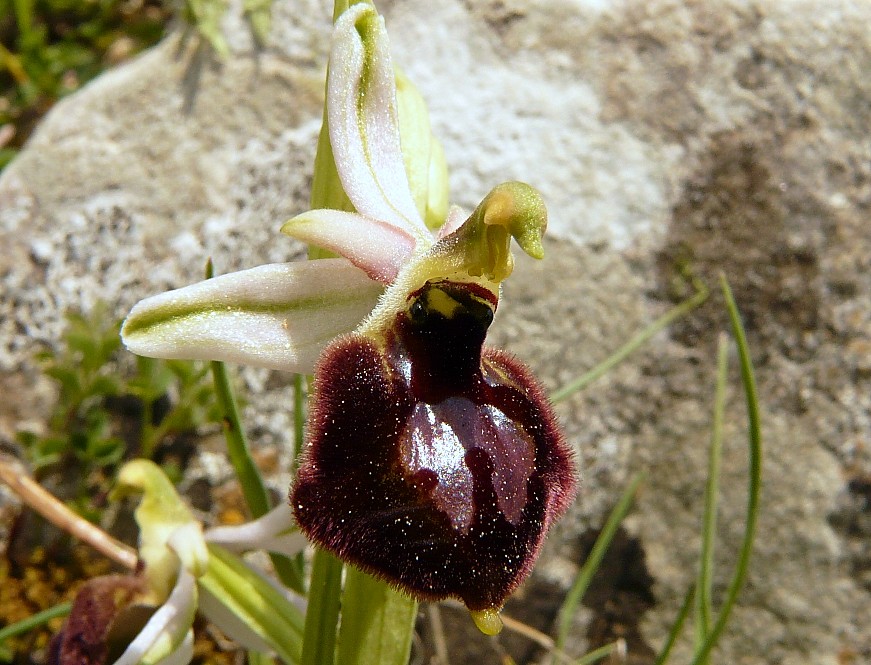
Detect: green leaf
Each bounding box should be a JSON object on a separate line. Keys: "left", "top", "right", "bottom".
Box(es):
{"left": 654, "top": 585, "right": 695, "bottom": 665}
{"left": 694, "top": 333, "right": 729, "bottom": 653}
{"left": 43, "top": 365, "right": 82, "bottom": 398}
{"left": 337, "top": 568, "right": 417, "bottom": 665}
{"left": 300, "top": 549, "right": 344, "bottom": 665}
{"left": 687, "top": 277, "right": 762, "bottom": 665}
{"left": 551, "top": 276, "right": 708, "bottom": 403}
{"left": 199, "top": 544, "right": 304, "bottom": 664}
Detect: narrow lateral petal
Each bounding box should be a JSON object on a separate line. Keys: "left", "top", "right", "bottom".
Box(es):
{"left": 328, "top": 4, "right": 430, "bottom": 240}
{"left": 282, "top": 210, "right": 415, "bottom": 284}
{"left": 437, "top": 205, "right": 469, "bottom": 239}
{"left": 205, "top": 504, "right": 307, "bottom": 558}
{"left": 121, "top": 259, "right": 382, "bottom": 373}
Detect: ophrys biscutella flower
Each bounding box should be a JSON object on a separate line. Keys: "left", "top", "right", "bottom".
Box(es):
{"left": 122, "top": 2, "right": 575, "bottom": 632}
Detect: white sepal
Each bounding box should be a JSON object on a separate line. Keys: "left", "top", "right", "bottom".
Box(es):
{"left": 122, "top": 259, "right": 383, "bottom": 373}
{"left": 328, "top": 4, "right": 430, "bottom": 241}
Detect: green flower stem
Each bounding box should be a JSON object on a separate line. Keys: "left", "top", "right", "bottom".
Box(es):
{"left": 337, "top": 567, "right": 418, "bottom": 665}
{"left": 553, "top": 473, "right": 645, "bottom": 661}
{"left": 300, "top": 4, "right": 349, "bottom": 652}
{"left": 210, "top": 357, "right": 306, "bottom": 595}
{"left": 0, "top": 601, "right": 71, "bottom": 644}
{"left": 300, "top": 549, "right": 344, "bottom": 665}
{"left": 137, "top": 356, "right": 159, "bottom": 458}
{"left": 297, "top": 3, "right": 379, "bottom": 659}
{"left": 654, "top": 585, "right": 696, "bottom": 665}
{"left": 209, "top": 358, "right": 269, "bottom": 516}
{"left": 551, "top": 278, "right": 708, "bottom": 403}
{"left": 689, "top": 276, "right": 762, "bottom": 665}
{"left": 205, "top": 260, "right": 306, "bottom": 594}
{"left": 694, "top": 333, "right": 729, "bottom": 654}
{"left": 292, "top": 374, "right": 306, "bottom": 475}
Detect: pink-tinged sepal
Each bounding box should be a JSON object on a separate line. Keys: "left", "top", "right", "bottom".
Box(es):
{"left": 281, "top": 210, "right": 416, "bottom": 284}
{"left": 291, "top": 280, "right": 575, "bottom": 612}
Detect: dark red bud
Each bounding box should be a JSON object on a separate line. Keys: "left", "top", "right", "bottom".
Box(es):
{"left": 49, "top": 575, "right": 145, "bottom": 665}
{"left": 291, "top": 280, "right": 575, "bottom": 611}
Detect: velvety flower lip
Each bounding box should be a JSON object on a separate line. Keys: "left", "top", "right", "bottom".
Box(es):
{"left": 292, "top": 278, "right": 576, "bottom": 617}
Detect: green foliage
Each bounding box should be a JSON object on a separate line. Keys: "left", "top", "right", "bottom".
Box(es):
{"left": 552, "top": 277, "right": 762, "bottom": 665}
{"left": 0, "top": 0, "right": 274, "bottom": 171}
{"left": 16, "top": 302, "right": 220, "bottom": 505}
{"left": 0, "top": 0, "right": 170, "bottom": 168}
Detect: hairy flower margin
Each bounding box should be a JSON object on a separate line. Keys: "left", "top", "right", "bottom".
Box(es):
{"left": 122, "top": 0, "right": 575, "bottom": 636}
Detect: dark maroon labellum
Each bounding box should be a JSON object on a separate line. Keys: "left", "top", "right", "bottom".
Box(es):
{"left": 291, "top": 280, "right": 576, "bottom": 611}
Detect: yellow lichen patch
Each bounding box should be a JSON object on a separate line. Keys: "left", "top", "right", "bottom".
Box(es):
{"left": 0, "top": 544, "right": 112, "bottom": 656}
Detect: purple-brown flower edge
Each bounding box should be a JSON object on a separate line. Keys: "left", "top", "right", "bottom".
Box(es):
{"left": 291, "top": 278, "right": 576, "bottom": 614}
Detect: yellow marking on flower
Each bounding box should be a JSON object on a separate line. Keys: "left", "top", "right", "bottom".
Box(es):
{"left": 425, "top": 288, "right": 462, "bottom": 318}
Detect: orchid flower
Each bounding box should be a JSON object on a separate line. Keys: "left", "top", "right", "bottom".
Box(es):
{"left": 50, "top": 461, "right": 306, "bottom": 665}
{"left": 121, "top": 2, "right": 575, "bottom": 633}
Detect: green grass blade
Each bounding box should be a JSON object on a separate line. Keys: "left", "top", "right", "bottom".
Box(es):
{"left": 694, "top": 333, "right": 728, "bottom": 652}
{"left": 337, "top": 567, "right": 418, "bottom": 665}
{"left": 654, "top": 585, "right": 696, "bottom": 665}
{"left": 554, "top": 473, "right": 645, "bottom": 659}
{"left": 573, "top": 640, "right": 622, "bottom": 665}
{"left": 689, "top": 277, "right": 762, "bottom": 664}
{"left": 0, "top": 601, "right": 71, "bottom": 643}
{"left": 300, "top": 549, "right": 344, "bottom": 665}
{"left": 551, "top": 280, "right": 708, "bottom": 403}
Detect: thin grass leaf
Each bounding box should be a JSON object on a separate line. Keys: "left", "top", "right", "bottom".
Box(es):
{"left": 573, "top": 640, "right": 622, "bottom": 665}
{"left": 300, "top": 549, "right": 344, "bottom": 665}
{"left": 694, "top": 333, "right": 729, "bottom": 653}
{"left": 551, "top": 279, "right": 707, "bottom": 403}
{"left": 0, "top": 601, "right": 71, "bottom": 645}
{"left": 688, "top": 276, "right": 762, "bottom": 665}
{"left": 553, "top": 473, "right": 645, "bottom": 660}
{"left": 654, "top": 585, "right": 695, "bottom": 665}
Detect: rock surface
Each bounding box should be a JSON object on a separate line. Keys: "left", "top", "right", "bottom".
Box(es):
{"left": 2, "top": 1, "right": 870, "bottom": 663}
